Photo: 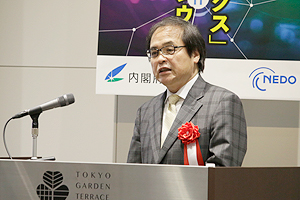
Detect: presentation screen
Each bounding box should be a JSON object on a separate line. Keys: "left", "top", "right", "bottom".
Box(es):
{"left": 97, "top": 0, "right": 300, "bottom": 100}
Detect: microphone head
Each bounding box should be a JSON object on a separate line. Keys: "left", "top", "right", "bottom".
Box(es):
{"left": 58, "top": 93, "right": 75, "bottom": 107}
{"left": 65, "top": 93, "right": 75, "bottom": 104}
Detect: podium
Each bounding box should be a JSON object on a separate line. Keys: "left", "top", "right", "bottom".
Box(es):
{"left": 0, "top": 160, "right": 299, "bottom": 200}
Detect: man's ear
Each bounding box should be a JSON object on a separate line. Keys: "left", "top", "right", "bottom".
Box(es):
{"left": 193, "top": 51, "right": 200, "bottom": 64}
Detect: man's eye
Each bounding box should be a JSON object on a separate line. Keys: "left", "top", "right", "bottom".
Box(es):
{"left": 151, "top": 51, "right": 158, "bottom": 56}
{"left": 164, "top": 47, "right": 174, "bottom": 54}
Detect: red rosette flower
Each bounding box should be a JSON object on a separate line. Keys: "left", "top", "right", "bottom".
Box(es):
{"left": 178, "top": 122, "right": 200, "bottom": 145}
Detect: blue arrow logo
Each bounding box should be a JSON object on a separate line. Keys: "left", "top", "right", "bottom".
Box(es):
{"left": 105, "top": 63, "right": 126, "bottom": 82}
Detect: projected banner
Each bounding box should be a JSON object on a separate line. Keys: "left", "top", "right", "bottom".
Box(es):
{"left": 96, "top": 0, "right": 300, "bottom": 100}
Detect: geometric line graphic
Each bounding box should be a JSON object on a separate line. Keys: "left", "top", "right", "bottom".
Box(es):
{"left": 98, "top": 0, "right": 300, "bottom": 62}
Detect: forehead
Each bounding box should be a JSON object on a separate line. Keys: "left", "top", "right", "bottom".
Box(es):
{"left": 150, "top": 26, "right": 184, "bottom": 48}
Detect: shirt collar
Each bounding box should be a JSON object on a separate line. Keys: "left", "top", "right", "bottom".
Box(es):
{"left": 165, "top": 73, "right": 199, "bottom": 103}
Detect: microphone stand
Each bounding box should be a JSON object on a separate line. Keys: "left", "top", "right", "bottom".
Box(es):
{"left": 30, "top": 113, "right": 40, "bottom": 160}
{"left": 29, "top": 113, "right": 56, "bottom": 161}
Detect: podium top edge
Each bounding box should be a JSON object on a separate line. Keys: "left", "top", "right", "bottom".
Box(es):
{"left": 1, "top": 159, "right": 298, "bottom": 169}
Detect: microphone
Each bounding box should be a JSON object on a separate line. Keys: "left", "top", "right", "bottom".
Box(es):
{"left": 12, "top": 93, "right": 75, "bottom": 119}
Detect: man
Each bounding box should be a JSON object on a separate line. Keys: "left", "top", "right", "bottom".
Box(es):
{"left": 127, "top": 16, "right": 247, "bottom": 166}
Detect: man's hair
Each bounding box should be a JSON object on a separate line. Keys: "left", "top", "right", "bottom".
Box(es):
{"left": 146, "top": 16, "right": 206, "bottom": 72}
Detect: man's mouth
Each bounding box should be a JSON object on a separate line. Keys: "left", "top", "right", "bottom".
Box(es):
{"left": 159, "top": 67, "right": 171, "bottom": 73}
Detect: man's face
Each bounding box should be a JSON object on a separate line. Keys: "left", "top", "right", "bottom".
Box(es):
{"left": 149, "top": 26, "right": 200, "bottom": 93}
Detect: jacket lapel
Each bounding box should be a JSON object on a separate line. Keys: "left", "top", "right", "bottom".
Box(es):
{"left": 157, "top": 76, "right": 206, "bottom": 163}
{"left": 149, "top": 92, "right": 166, "bottom": 163}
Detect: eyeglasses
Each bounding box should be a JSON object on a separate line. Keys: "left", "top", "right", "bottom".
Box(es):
{"left": 146, "top": 45, "right": 186, "bottom": 59}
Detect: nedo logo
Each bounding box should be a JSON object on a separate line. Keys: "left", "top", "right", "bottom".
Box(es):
{"left": 249, "top": 67, "right": 297, "bottom": 91}
{"left": 105, "top": 63, "right": 127, "bottom": 82}
{"left": 36, "top": 171, "right": 69, "bottom": 200}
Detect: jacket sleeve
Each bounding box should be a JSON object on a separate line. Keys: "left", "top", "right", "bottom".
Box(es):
{"left": 127, "top": 107, "right": 142, "bottom": 163}
{"left": 206, "top": 92, "right": 247, "bottom": 166}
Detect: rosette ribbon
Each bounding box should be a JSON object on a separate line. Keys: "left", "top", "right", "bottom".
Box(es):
{"left": 178, "top": 122, "right": 204, "bottom": 166}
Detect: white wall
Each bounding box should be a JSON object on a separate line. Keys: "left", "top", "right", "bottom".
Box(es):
{"left": 0, "top": 0, "right": 98, "bottom": 67}
{"left": 0, "top": 0, "right": 116, "bottom": 162}
{"left": 0, "top": 66, "right": 116, "bottom": 162}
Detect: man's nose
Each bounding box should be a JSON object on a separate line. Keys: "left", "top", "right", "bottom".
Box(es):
{"left": 156, "top": 50, "right": 167, "bottom": 61}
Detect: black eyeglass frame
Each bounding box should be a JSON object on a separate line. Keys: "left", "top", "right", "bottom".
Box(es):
{"left": 146, "top": 45, "right": 186, "bottom": 59}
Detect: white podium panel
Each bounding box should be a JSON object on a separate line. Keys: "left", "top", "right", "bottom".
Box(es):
{"left": 0, "top": 160, "right": 208, "bottom": 200}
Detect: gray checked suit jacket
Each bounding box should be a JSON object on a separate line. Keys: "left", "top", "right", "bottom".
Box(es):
{"left": 127, "top": 75, "right": 247, "bottom": 166}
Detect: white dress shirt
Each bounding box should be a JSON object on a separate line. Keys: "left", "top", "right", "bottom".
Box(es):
{"left": 161, "top": 74, "right": 199, "bottom": 146}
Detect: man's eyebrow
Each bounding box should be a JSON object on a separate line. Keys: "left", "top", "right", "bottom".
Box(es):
{"left": 150, "top": 41, "right": 174, "bottom": 49}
